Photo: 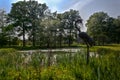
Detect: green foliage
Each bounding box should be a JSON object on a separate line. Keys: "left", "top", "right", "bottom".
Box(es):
{"left": 41, "top": 66, "right": 75, "bottom": 80}
{"left": 86, "top": 12, "right": 109, "bottom": 35}
{"left": 9, "top": 1, "right": 48, "bottom": 47}
{"left": 0, "top": 49, "right": 16, "bottom": 54}
{"left": 0, "top": 46, "right": 120, "bottom": 79}
{"left": 90, "top": 44, "right": 120, "bottom": 52}
{"left": 86, "top": 12, "right": 120, "bottom": 45}
{"left": 113, "top": 18, "right": 120, "bottom": 43}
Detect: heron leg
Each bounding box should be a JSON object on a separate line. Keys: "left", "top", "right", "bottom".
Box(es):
{"left": 84, "top": 41, "right": 90, "bottom": 64}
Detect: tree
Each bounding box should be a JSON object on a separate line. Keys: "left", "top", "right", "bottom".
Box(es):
{"left": 0, "top": 9, "right": 9, "bottom": 47}
{"left": 26, "top": 1, "right": 48, "bottom": 47}
{"left": 9, "top": 1, "right": 28, "bottom": 47}
{"left": 56, "top": 13, "right": 66, "bottom": 47}
{"left": 61, "top": 9, "right": 82, "bottom": 46}
{"left": 86, "top": 12, "right": 110, "bottom": 45}
{"left": 113, "top": 17, "right": 120, "bottom": 43}
{"left": 40, "top": 11, "right": 60, "bottom": 48}
{"left": 9, "top": 0, "right": 48, "bottom": 47}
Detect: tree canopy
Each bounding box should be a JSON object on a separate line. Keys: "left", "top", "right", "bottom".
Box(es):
{"left": 9, "top": 0, "right": 48, "bottom": 47}
{"left": 86, "top": 12, "right": 120, "bottom": 45}
{"left": 0, "top": 0, "right": 120, "bottom": 48}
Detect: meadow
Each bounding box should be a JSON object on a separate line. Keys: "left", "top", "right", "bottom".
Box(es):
{"left": 0, "top": 44, "right": 120, "bottom": 80}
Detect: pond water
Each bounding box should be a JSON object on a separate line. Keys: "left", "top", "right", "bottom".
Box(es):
{"left": 19, "top": 48, "right": 98, "bottom": 66}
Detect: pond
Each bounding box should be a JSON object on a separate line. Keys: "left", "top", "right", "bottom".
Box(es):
{"left": 19, "top": 48, "right": 98, "bottom": 66}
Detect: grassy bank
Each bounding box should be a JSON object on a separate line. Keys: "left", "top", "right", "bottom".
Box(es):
{"left": 90, "top": 44, "right": 120, "bottom": 51}
{"left": 0, "top": 45, "right": 120, "bottom": 80}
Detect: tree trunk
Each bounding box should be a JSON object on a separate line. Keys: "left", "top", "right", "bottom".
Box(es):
{"left": 32, "top": 34, "right": 35, "bottom": 47}
{"left": 47, "top": 37, "right": 50, "bottom": 48}
{"left": 23, "top": 23, "right": 26, "bottom": 47}
{"left": 68, "top": 29, "right": 71, "bottom": 47}
{"left": 32, "top": 25, "right": 36, "bottom": 47}
{"left": 8, "top": 36, "right": 11, "bottom": 47}
{"left": 54, "top": 31, "right": 56, "bottom": 48}
{"left": 59, "top": 34, "right": 62, "bottom": 48}
{"left": 102, "top": 38, "right": 104, "bottom": 46}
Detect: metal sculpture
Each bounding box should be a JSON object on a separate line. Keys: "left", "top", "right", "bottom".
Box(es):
{"left": 75, "top": 18, "right": 95, "bottom": 64}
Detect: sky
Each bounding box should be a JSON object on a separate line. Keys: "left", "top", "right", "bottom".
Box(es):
{"left": 0, "top": 0, "right": 120, "bottom": 28}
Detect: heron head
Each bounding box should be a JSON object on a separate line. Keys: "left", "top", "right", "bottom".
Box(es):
{"left": 74, "top": 18, "right": 83, "bottom": 32}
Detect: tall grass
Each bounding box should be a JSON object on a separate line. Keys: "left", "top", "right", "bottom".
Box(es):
{"left": 0, "top": 47, "right": 120, "bottom": 80}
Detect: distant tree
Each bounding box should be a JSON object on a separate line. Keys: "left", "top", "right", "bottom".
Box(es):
{"left": 97, "top": 34, "right": 108, "bottom": 45}
{"left": 9, "top": 1, "right": 28, "bottom": 47}
{"left": 4, "top": 24, "right": 16, "bottom": 46}
{"left": 40, "top": 11, "right": 60, "bottom": 48}
{"left": 0, "top": 9, "right": 9, "bottom": 46}
{"left": 105, "top": 17, "right": 115, "bottom": 43}
{"left": 26, "top": 1, "right": 48, "bottom": 47}
{"left": 56, "top": 13, "right": 66, "bottom": 47}
{"left": 86, "top": 12, "right": 110, "bottom": 45}
{"left": 62, "top": 9, "right": 82, "bottom": 46}
{"left": 113, "top": 17, "right": 120, "bottom": 43}
{"left": 9, "top": 1, "right": 48, "bottom": 47}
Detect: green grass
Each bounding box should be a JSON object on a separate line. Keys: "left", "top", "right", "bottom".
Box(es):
{"left": 0, "top": 44, "right": 120, "bottom": 79}
{"left": 90, "top": 44, "right": 120, "bottom": 52}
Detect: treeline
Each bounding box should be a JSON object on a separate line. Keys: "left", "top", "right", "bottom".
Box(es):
{"left": 0, "top": 0, "right": 81, "bottom": 48}
{"left": 86, "top": 12, "right": 120, "bottom": 45}
{"left": 0, "top": 0, "right": 120, "bottom": 48}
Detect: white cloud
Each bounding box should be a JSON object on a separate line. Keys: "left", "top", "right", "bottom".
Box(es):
{"left": 61, "top": 0, "right": 95, "bottom": 31}
{"left": 43, "top": 0, "right": 63, "bottom": 12}
{"left": 44, "top": 0, "right": 62, "bottom": 4}
{"left": 50, "top": 6, "right": 58, "bottom": 12}
{"left": 67, "top": 0, "right": 94, "bottom": 11}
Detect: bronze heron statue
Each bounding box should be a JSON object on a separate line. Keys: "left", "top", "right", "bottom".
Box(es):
{"left": 75, "top": 18, "right": 95, "bottom": 64}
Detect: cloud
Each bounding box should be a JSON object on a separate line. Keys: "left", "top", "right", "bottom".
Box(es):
{"left": 43, "top": 0, "right": 63, "bottom": 12}
{"left": 45, "top": 0, "right": 62, "bottom": 4}
{"left": 66, "top": 0, "right": 94, "bottom": 11}
{"left": 60, "top": 0, "right": 95, "bottom": 31}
